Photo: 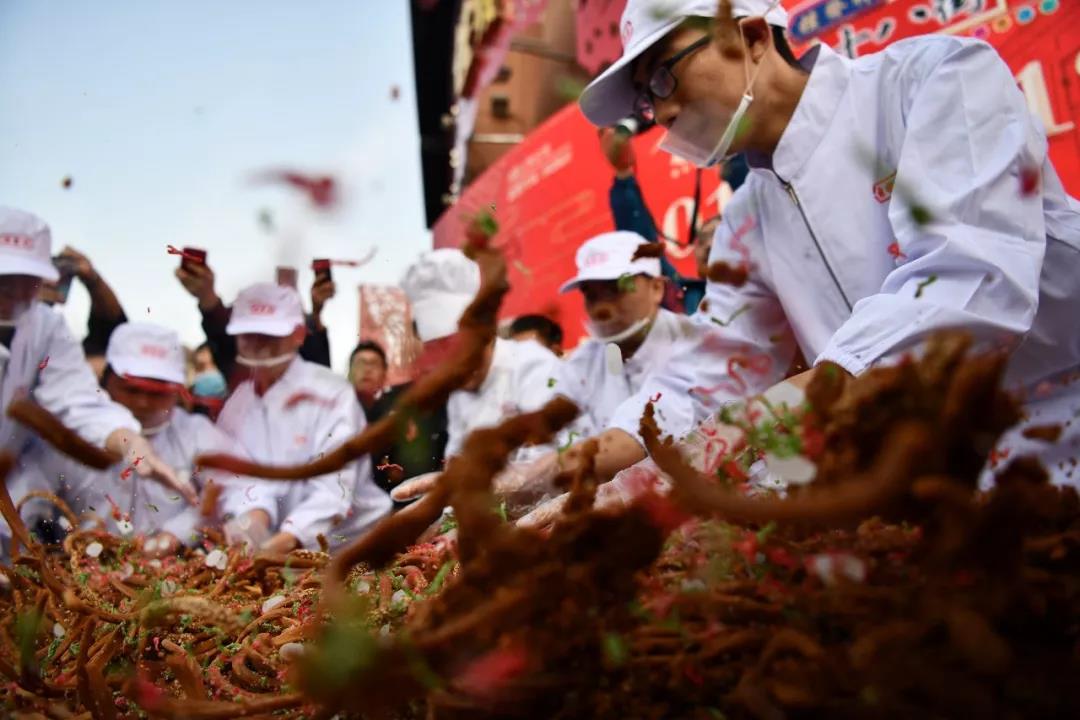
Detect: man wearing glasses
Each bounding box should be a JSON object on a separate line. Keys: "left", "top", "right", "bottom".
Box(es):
{"left": 422, "top": 0, "right": 1080, "bottom": 523}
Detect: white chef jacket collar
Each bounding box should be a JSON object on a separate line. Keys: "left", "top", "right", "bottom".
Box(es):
{"left": 744, "top": 44, "right": 850, "bottom": 181}
{"left": 622, "top": 308, "right": 669, "bottom": 370}
{"left": 254, "top": 355, "right": 305, "bottom": 405}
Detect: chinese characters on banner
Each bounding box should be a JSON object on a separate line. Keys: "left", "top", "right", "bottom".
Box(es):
{"left": 785, "top": 0, "right": 1079, "bottom": 194}
{"left": 358, "top": 285, "right": 421, "bottom": 387}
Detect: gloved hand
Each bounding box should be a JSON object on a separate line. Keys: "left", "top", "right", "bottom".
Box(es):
{"left": 106, "top": 429, "right": 198, "bottom": 505}
{"left": 224, "top": 510, "right": 272, "bottom": 552}
{"left": 391, "top": 453, "right": 564, "bottom": 514}
{"left": 516, "top": 461, "right": 668, "bottom": 530}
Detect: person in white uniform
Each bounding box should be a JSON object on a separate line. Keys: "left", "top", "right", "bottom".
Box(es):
{"left": 400, "top": 249, "right": 562, "bottom": 465}
{"left": 557, "top": 0, "right": 1080, "bottom": 490}
{"left": 0, "top": 208, "right": 191, "bottom": 551}
{"left": 392, "top": 231, "right": 705, "bottom": 504}
{"left": 217, "top": 283, "right": 390, "bottom": 553}
{"left": 16, "top": 322, "right": 251, "bottom": 555}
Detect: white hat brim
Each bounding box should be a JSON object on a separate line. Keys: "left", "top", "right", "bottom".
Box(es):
{"left": 225, "top": 317, "right": 302, "bottom": 337}
{"left": 0, "top": 256, "right": 60, "bottom": 283}
{"left": 578, "top": 17, "right": 682, "bottom": 128}
{"left": 412, "top": 294, "right": 473, "bottom": 342}
{"left": 109, "top": 356, "right": 186, "bottom": 386}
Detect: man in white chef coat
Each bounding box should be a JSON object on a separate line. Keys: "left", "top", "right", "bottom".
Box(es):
{"left": 397, "top": 249, "right": 563, "bottom": 468}
{"left": 392, "top": 231, "right": 705, "bottom": 504}
{"left": 217, "top": 283, "right": 390, "bottom": 553}
{"left": 18, "top": 322, "right": 250, "bottom": 555}
{"left": 0, "top": 207, "right": 192, "bottom": 551}
{"left": 555, "top": 0, "right": 1080, "bottom": 490}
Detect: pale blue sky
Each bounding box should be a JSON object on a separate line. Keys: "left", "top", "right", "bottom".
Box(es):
{"left": 0, "top": 0, "right": 430, "bottom": 371}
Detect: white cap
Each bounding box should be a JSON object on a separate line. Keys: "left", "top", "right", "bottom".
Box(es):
{"left": 559, "top": 231, "right": 662, "bottom": 294}
{"left": 226, "top": 282, "right": 305, "bottom": 337}
{"left": 106, "top": 322, "right": 186, "bottom": 385}
{"left": 400, "top": 248, "right": 481, "bottom": 342}
{"left": 579, "top": 0, "right": 790, "bottom": 127}
{"left": 0, "top": 206, "right": 60, "bottom": 281}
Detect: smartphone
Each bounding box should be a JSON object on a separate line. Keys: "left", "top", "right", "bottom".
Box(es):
{"left": 312, "top": 258, "right": 332, "bottom": 285}
{"left": 50, "top": 256, "right": 78, "bottom": 304}
{"left": 181, "top": 247, "right": 207, "bottom": 273}
{"left": 276, "top": 266, "right": 298, "bottom": 289}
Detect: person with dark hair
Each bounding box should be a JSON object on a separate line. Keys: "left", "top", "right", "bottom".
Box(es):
{"left": 509, "top": 314, "right": 564, "bottom": 356}
{"left": 349, "top": 339, "right": 389, "bottom": 412}
{"left": 174, "top": 256, "right": 333, "bottom": 387}
{"left": 16, "top": 322, "right": 251, "bottom": 556}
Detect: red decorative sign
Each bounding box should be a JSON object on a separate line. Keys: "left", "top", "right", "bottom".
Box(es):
{"left": 358, "top": 285, "right": 420, "bottom": 387}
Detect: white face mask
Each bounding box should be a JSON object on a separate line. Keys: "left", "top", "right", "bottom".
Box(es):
{"left": 0, "top": 302, "right": 31, "bottom": 328}
{"left": 235, "top": 351, "right": 297, "bottom": 369}
{"left": 140, "top": 419, "right": 170, "bottom": 437}
{"left": 658, "top": 2, "right": 780, "bottom": 168}
{"left": 586, "top": 315, "right": 653, "bottom": 345}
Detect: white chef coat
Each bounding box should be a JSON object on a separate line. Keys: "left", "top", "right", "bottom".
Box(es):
{"left": 1, "top": 303, "right": 140, "bottom": 542}
{"left": 445, "top": 337, "right": 563, "bottom": 461}
{"left": 617, "top": 36, "right": 1080, "bottom": 485}
{"left": 15, "top": 408, "right": 248, "bottom": 543}
{"left": 217, "top": 357, "right": 391, "bottom": 549}
{"left": 557, "top": 308, "right": 705, "bottom": 439}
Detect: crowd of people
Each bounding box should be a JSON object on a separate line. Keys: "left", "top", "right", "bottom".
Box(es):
{"left": 2, "top": 0, "right": 1079, "bottom": 561}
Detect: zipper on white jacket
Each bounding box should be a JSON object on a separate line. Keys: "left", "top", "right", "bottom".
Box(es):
{"left": 780, "top": 179, "right": 853, "bottom": 312}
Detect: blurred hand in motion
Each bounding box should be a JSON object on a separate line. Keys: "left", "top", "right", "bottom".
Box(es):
{"left": 261, "top": 531, "right": 300, "bottom": 554}
{"left": 391, "top": 453, "right": 563, "bottom": 514}
{"left": 224, "top": 509, "right": 272, "bottom": 552}
{"left": 516, "top": 461, "right": 666, "bottom": 530}
{"left": 56, "top": 245, "right": 95, "bottom": 280}
{"left": 175, "top": 261, "right": 220, "bottom": 311}
{"left": 105, "top": 428, "right": 198, "bottom": 505}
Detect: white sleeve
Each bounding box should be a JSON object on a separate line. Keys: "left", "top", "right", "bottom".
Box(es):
{"left": 818, "top": 41, "right": 1046, "bottom": 374}
{"left": 610, "top": 194, "right": 795, "bottom": 443}
{"left": 510, "top": 345, "right": 563, "bottom": 462}
{"left": 444, "top": 392, "right": 467, "bottom": 460}
{"left": 280, "top": 388, "right": 359, "bottom": 549}
{"left": 33, "top": 317, "right": 139, "bottom": 446}
{"left": 214, "top": 397, "right": 281, "bottom": 524}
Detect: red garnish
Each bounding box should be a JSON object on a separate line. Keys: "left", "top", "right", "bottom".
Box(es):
{"left": 38, "top": 356, "right": 49, "bottom": 370}
{"left": 456, "top": 644, "right": 529, "bottom": 697}
{"left": 887, "top": 241, "right": 907, "bottom": 260}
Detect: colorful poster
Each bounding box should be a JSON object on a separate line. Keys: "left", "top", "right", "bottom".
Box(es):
{"left": 358, "top": 285, "right": 421, "bottom": 387}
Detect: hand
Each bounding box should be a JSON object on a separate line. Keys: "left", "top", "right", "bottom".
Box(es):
{"left": 390, "top": 471, "right": 442, "bottom": 502}
{"left": 224, "top": 510, "right": 272, "bottom": 552}
{"left": 57, "top": 246, "right": 94, "bottom": 281}
{"left": 105, "top": 429, "right": 199, "bottom": 505}
{"left": 174, "top": 262, "right": 220, "bottom": 311}
{"left": 516, "top": 462, "right": 665, "bottom": 530}
{"left": 143, "top": 531, "right": 180, "bottom": 558}
{"left": 261, "top": 532, "right": 300, "bottom": 554}
{"left": 310, "top": 277, "right": 336, "bottom": 326}
{"left": 599, "top": 127, "right": 635, "bottom": 177}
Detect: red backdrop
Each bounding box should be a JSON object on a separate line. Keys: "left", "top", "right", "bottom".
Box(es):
{"left": 435, "top": 0, "right": 1080, "bottom": 351}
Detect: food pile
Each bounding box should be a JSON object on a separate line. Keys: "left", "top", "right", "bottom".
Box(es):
{"left": 1, "top": 240, "right": 1077, "bottom": 719}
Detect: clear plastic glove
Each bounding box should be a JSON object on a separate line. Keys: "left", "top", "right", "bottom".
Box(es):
{"left": 516, "top": 461, "right": 668, "bottom": 530}
{"left": 261, "top": 532, "right": 300, "bottom": 554}
{"left": 391, "top": 453, "right": 563, "bottom": 512}
{"left": 224, "top": 510, "right": 272, "bottom": 552}
{"left": 390, "top": 471, "right": 442, "bottom": 502}
{"left": 107, "top": 429, "right": 198, "bottom": 505}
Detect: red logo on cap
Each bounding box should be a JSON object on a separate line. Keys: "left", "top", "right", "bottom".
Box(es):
{"left": 140, "top": 344, "right": 168, "bottom": 358}
{"left": 0, "top": 234, "right": 34, "bottom": 250}
{"left": 584, "top": 251, "right": 610, "bottom": 268}
{"left": 249, "top": 303, "right": 276, "bottom": 315}
{"left": 622, "top": 19, "right": 633, "bottom": 46}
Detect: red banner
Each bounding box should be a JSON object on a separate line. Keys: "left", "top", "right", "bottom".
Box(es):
{"left": 433, "top": 105, "right": 725, "bottom": 350}
{"left": 787, "top": 0, "right": 1079, "bottom": 195}
{"left": 358, "top": 285, "right": 421, "bottom": 387}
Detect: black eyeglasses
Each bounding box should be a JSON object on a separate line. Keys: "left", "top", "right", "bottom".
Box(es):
{"left": 634, "top": 35, "right": 711, "bottom": 121}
